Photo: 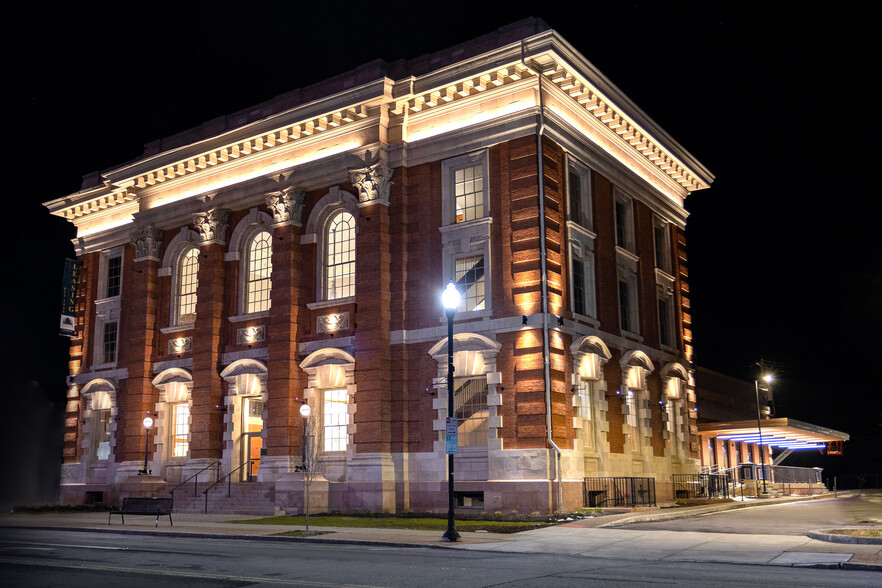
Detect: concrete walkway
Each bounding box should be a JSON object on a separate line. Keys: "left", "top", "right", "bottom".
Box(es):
{"left": 1, "top": 496, "right": 879, "bottom": 572}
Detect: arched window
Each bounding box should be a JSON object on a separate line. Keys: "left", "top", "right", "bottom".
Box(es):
{"left": 175, "top": 247, "right": 199, "bottom": 325}
{"left": 245, "top": 230, "right": 272, "bottom": 313}
{"left": 325, "top": 211, "right": 355, "bottom": 300}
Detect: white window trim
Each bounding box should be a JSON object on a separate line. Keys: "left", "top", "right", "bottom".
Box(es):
{"left": 617, "top": 264, "right": 639, "bottom": 337}
{"left": 613, "top": 188, "right": 635, "bottom": 253}
{"left": 566, "top": 155, "right": 593, "bottom": 231}
{"left": 440, "top": 152, "right": 493, "bottom": 318}
{"left": 323, "top": 210, "right": 357, "bottom": 302}
{"left": 240, "top": 228, "right": 273, "bottom": 315}
{"left": 441, "top": 150, "right": 490, "bottom": 227}
{"left": 172, "top": 246, "right": 200, "bottom": 327}
{"left": 568, "top": 226, "right": 597, "bottom": 320}
{"left": 653, "top": 216, "right": 672, "bottom": 274}
{"left": 93, "top": 248, "right": 123, "bottom": 369}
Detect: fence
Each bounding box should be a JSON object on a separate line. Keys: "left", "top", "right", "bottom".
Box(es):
{"left": 584, "top": 477, "right": 656, "bottom": 508}
{"left": 672, "top": 473, "right": 731, "bottom": 500}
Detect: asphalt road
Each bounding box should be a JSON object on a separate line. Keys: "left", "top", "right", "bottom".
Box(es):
{"left": 0, "top": 528, "right": 878, "bottom": 587}
{"left": 623, "top": 492, "right": 882, "bottom": 535}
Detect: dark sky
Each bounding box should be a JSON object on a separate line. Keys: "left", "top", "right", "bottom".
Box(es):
{"left": 7, "top": 1, "right": 879, "bottom": 487}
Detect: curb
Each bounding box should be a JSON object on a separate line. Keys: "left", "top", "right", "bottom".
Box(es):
{"left": 808, "top": 529, "right": 882, "bottom": 545}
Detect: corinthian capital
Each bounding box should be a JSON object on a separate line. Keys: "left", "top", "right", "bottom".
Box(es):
{"left": 131, "top": 225, "right": 164, "bottom": 262}
{"left": 265, "top": 187, "right": 305, "bottom": 226}
{"left": 193, "top": 208, "right": 230, "bottom": 244}
{"left": 349, "top": 161, "right": 393, "bottom": 207}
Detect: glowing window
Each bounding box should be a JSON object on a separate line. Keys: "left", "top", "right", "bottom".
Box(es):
{"left": 175, "top": 248, "right": 199, "bottom": 324}
{"left": 245, "top": 231, "right": 272, "bottom": 313}
{"left": 92, "top": 408, "right": 111, "bottom": 461}
{"left": 455, "top": 255, "right": 485, "bottom": 312}
{"left": 171, "top": 403, "right": 190, "bottom": 457}
{"left": 454, "top": 164, "right": 485, "bottom": 223}
{"left": 454, "top": 377, "right": 488, "bottom": 447}
{"left": 323, "top": 389, "right": 349, "bottom": 452}
{"left": 325, "top": 211, "right": 356, "bottom": 300}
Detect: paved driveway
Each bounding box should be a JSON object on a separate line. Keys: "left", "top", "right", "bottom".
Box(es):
{"left": 621, "top": 492, "right": 882, "bottom": 535}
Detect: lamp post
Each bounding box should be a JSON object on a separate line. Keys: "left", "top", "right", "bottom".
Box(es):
{"left": 139, "top": 416, "right": 153, "bottom": 475}
{"left": 299, "top": 403, "right": 311, "bottom": 471}
{"left": 441, "top": 282, "right": 461, "bottom": 542}
{"left": 754, "top": 375, "right": 772, "bottom": 496}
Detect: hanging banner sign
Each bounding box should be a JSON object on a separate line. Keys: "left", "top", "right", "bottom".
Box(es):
{"left": 445, "top": 417, "right": 458, "bottom": 455}
{"left": 59, "top": 258, "right": 82, "bottom": 337}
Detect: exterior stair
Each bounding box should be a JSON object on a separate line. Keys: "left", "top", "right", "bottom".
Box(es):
{"left": 169, "top": 481, "right": 277, "bottom": 515}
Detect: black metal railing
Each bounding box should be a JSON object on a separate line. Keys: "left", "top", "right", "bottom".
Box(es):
{"left": 201, "top": 458, "right": 256, "bottom": 514}
{"left": 168, "top": 461, "right": 220, "bottom": 510}
{"left": 584, "top": 477, "right": 656, "bottom": 508}
{"left": 672, "top": 473, "right": 731, "bottom": 500}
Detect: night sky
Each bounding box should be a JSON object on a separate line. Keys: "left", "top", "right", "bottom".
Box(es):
{"left": 6, "top": 2, "right": 878, "bottom": 502}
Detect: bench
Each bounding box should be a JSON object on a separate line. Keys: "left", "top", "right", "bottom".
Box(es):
{"left": 108, "top": 497, "right": 173, "bottom": 527}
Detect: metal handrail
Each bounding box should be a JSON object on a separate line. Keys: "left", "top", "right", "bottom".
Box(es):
{"left": 168, "top": 461, "right": 221, "bottom": 506}
{"left": 201, "top": 458, "right": 256, "bottom": 514}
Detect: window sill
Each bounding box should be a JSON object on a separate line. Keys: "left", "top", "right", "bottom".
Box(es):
{"left": 229, "top": 311, "right": 270, "bottom": 323}
{"left": 621, "top": 330, "right": 644, "bottom": 343}
{"left": 572, "top": 313, "right": 600, "bottom": 328}
{"left": 307, "top": 297, "right": 356, "bottom": 311}
{"left": 615, "top": 246, "right": 639, "bottom": 262}
{"left": 439, "top": 216, "right": 492, "bottom": 233}
{"left": 160, "top": 324, "right": 195, "bottom": 334}
{"left": 91, "top": 362, "right": 118, "bottom": 371}
{"left": 438, "top": 308, "right": 493, "bottom": 323}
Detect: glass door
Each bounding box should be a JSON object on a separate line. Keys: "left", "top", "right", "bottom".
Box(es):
{"left": 242, "top": 397, "right": 263, "bottom": 480}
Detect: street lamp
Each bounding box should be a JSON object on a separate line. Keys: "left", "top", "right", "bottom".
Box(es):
{"left": 754, "top": 374, "right": 772, "bottom": 496}
{"left": 299, "top": 403, "right": 311, "bottom": 472}
{"left": 441, "top": 282, "right": 461, "bottom": 542}
{"left": 139, "top": 416, "right": 153, "bottom": 475}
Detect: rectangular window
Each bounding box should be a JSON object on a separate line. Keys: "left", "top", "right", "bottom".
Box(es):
{"left": 618, "top": 280, "right": 631, "bottom": 332}
{"left": 658, "top": 295, "right": 672, "bottom": 347}
{"left": 455, "top": 255, "right": 485, "bottom": 312}
{"left": 454, "top": 164, "right": 485, "bottom": 223}
{"left": 614, "top": 197, "right": 633, "bottom": 250}
{"left": 568, "top": 162, "right": 592, "bottom": 229}
{"left": 654, "top": 221, "right": 670, "bottom": 272}
{"left": 454, "top": 377, "right": 488, "bottom": 447}
{"left": 572, "top": 259, "right": 586, "bottom": 316}
{"left": 323, "top": 389, "right": 349, "bottom": 452}
{"left": 172, "top": 403, "right": 190, "bottom": 457}
{"left": 577, "top": 381, "right": 593, "bottom": 449}
{"left": 105, "top": 256, "right": 122, "bottom": 298}
{"left": 102, "top": 321, "right": 118, "bottom": 364}
{"left": 625, "top": 390, "right": 638, "bottom": 451}
{"left": 93, "top": 409, "right": 111, "bottom": 460}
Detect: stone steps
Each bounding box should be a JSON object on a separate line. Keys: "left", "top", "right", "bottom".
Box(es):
{"left": 169, "top": 482, "right": 277, "bottom": 515}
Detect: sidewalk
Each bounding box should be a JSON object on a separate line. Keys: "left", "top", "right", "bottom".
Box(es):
{"left": 1, "top": 496, "right": 879, "bottom": 572}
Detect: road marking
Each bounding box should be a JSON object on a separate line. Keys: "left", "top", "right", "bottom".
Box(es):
{"left": 0, "top": 540, "right": 127, "bottom": 551}
{"left": 0, "top": 557, "right": 386, "bottom": 587}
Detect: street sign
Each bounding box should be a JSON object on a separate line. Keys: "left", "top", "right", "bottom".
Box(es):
{"left": 445, "top": 417, "right": 458, "bottom": 455}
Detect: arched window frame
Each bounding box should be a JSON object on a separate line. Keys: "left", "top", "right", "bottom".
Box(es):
{"left": 303, "top": 187, "right": 360, "bottom": 305}
{"left": 323, "top": 210, "right": 356, "bottom": 301}
{"left": 174, "top": 246, "right": 200, "bottom": 325}
{"left": 243, "top": 229, "right": 273, "bottom": 314}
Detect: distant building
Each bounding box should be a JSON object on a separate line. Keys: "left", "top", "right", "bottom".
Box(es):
{"left": 46, "top": 19, "right": 715, "bottom": 513}
{"left": 695, "top": 367, "right": 848, "bottom": 495}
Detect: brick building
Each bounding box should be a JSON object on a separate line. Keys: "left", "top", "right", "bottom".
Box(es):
{"left": 46, "top": 19, "right": 714, "bottom": 513}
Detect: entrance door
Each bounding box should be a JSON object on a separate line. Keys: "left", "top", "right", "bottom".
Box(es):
{"left": 242, "top": 397, "right": 264, "bottom": 481}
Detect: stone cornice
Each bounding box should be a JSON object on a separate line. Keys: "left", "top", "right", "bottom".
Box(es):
{"left": 46, "top": 28, "right": 712, "bottom": 236}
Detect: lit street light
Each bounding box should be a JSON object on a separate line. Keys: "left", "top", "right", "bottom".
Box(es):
{"left": 754, "top": 374, "right": 772, "bottom": 496}
{"left": 441, "top": 282, "right": 460, "bottom": 542}
{"left": 139, "top": 416, "right": 153, "bottom": 475}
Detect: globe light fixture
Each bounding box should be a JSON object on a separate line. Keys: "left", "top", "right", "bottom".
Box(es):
{"left": 441, "top": 282, "right": 461, "bottom": 542}
{"left": 139, "top": 416, "right": 154, "bottom": 475}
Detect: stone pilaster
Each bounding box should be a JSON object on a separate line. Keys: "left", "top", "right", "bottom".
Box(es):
{"left": 119, "top": 238, "right": 161, "bottom": 469}
{"left": 190, "top": 236, "right": 227, "bottom": 460}
{"left": 351, "top": 194, "right": 395, "bottom": 510}
{"left": 262, "top": 220, "right": 304, "bottom": 479}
